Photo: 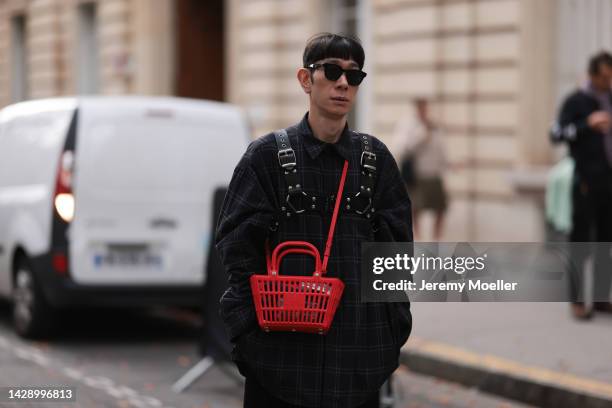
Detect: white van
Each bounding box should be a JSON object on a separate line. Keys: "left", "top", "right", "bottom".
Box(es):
{"left": 0, "top": 96, "right": 249, "bottom": 338}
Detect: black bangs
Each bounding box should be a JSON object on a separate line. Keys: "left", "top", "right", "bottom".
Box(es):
{"left": 303, "top": 33, "right": 365, "bottom": 70}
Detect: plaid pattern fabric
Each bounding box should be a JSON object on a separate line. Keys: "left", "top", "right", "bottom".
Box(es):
{"left": 216, "top": 113, "right": 413, "bottom": 408}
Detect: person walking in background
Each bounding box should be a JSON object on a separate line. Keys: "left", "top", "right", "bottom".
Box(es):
{"left": 392, "top": 98, "right": 448, "bottom": 241}
{"left": 551, "top": 51, "right": 612, "bottom": 319}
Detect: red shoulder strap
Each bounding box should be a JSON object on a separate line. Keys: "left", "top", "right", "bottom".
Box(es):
{"left": 321, "top": 160, "right": 349, "bottom": 274}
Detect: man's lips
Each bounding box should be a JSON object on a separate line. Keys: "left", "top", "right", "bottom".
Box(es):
{"left": 331, "top": 96, "right": 349, "bottom": 102}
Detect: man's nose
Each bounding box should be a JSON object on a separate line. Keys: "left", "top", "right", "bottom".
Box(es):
{"left": 335, "top": 73, "right": 349, "bottom": 88}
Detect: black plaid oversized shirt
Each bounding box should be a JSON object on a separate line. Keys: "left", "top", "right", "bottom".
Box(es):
{"left": 216, "top": 113, "right": 413, "bottom": 408}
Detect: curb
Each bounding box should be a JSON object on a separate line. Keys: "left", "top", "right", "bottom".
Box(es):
{"left": 400, "top": 338, "right": 612, "bottom": 408}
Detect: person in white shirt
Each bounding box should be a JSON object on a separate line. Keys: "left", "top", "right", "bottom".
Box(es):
{"left": 392, "top": 98, "right": 448, "bottom": 241}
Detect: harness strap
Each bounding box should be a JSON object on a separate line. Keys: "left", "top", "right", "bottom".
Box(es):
{"left": 273, "top": 129, "right": 300, "bottom": 193}
{"left": 346, "top": 133, "right": 377, "bottom": 216}
{"left": 274, "top": 129, "right": 319, "bottom": 215}
{"left": 273, "top": 129, "right": 377, "bottom": 217}
{"left": 359, "top": 133, "right": 376, "bottom": 197}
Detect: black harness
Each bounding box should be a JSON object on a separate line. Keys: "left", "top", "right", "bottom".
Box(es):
{"left": 273, "top": 128, "right": 377, "bottom": 219}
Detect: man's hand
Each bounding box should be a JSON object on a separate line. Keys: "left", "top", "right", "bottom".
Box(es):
{"left": 587, "top": 111, "right": 611, "bottom": 133}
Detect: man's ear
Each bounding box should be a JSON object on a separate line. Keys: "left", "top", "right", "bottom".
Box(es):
{"left": 297, "top": 68, "right": 312, "bottom": 94}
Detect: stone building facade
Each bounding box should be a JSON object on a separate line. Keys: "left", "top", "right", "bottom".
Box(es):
{"left": 1, "top": 0, "right": 611, "bottom": 241}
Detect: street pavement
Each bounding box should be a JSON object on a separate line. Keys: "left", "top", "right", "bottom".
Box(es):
{"left": 403, "top": 302, "right": 612, "bottom": 407}
{"left": 0, "top": 301, "right": 533, "bottom": 408}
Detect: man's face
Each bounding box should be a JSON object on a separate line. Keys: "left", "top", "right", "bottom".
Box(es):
{"left": 591, "top": 63, "right": 612, "bottom": 91}
{"left": 304, "top": 58, "right": 362, "bottom": 118}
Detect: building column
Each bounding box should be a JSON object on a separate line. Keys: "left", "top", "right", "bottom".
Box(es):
{"left": 518, "top": 0, "right": 556, "bottom": 166}
{"left": 131, "top": 0, "right": 175, "bottom": 95}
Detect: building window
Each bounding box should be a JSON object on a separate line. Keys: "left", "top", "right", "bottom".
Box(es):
{"left": 77, "top": 2, "right": 99, "bottom": 94}
{"left": 11, "top": 15, "right": 27, "bottom": 102}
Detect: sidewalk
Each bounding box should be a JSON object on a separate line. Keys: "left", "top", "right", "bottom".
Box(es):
{"left": 401, "top": 303, "right": 612, "bottom": 408}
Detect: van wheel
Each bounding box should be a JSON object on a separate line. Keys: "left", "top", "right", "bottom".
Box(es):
{"left": 13, "top": 257, "right": 56, "bottom": 339}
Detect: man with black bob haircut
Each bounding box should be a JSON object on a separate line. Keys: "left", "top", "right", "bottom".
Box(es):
{"left": 551, "top": 51, "right": 612, "bottom": 319}
{"left": 216, "top": 33, "right": 413, "bottom": 408}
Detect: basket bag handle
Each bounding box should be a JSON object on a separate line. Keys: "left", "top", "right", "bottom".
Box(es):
{"left": 271, "top": 242, "right": 321, "bottom": 276}
{"left": 267, "top": 160, "right": 349, "bottom": 278}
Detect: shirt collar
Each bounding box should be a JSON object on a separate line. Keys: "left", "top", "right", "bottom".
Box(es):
{"left": 297, "top": 112, "right": 353, "bottom": 161}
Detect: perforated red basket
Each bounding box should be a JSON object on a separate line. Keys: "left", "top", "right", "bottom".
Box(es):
{"left": 250, "top": 241, "right": 344, "bottom": 334}
{"left": 250, "top": 160, "right": 349, "bottom": 335}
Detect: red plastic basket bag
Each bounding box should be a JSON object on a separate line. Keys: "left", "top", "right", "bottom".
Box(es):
{"left": 250, "top": 160, "right": 349, "bottom": 334}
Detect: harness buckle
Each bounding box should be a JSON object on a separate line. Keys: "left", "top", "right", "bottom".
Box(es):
{"left": 360, "top": 151, "right": 377, "bottom": 172}
{"left": 278, "top": 149, "right": 297, "bottom": 169}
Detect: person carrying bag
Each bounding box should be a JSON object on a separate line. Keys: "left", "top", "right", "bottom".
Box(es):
{"left": 216, "top": 33, "right": 413, "bottom": 408}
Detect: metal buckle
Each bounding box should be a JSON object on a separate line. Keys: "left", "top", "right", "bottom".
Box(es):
{"left": 278, "top": 148, "right": 296, "bottom": 169}
{"left": 285, "top": 191, "right": 309, "bottom": 214}
{"left": 360, "top": 151, "right": 377, "bottom": 171}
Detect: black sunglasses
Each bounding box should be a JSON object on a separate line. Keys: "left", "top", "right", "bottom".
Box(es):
{"left": 307, "top": 63, "right": 367, "bottom": 86}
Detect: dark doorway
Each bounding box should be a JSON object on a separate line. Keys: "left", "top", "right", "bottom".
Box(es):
{"left": 175, "top": 0, "right": 224, "bottom": 101}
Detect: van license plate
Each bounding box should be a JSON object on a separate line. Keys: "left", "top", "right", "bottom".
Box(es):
{"left": 93, "top": 246, "right": 162, "bottom": 268}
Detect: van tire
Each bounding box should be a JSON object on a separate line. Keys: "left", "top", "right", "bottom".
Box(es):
{"left": 12, "top": 256, "right": 56, "bottom": 339}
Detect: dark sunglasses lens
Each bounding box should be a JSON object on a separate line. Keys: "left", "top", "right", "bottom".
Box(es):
{"left": 323, "top": 64, "right": 344, "bottom": 81}
{"left": 321, "top": 63, "right": 366, "bottom": 85}
{"left": 346, "top": 70, "right": 365, "bottom": 86}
